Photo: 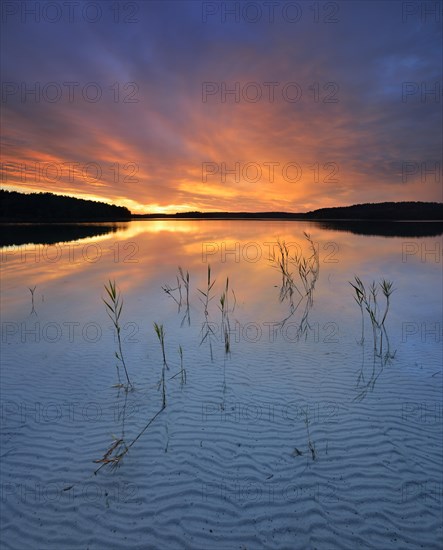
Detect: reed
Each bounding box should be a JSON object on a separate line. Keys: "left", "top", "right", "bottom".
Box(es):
{"left": 95, "top": 286, "right": 184, "bottom": 472}
{"left": 271, "top": 239, "right": 297, "bottom": 305}
{"left": 349, "top": 276, "right": 395, "bottom": 359}
{"left": 154, "top": 322, "right": 168, "bottom": 408}
{"left": 349, "top": 276, "right": 366, "bottom": 344}
{"left": 97, "top": 388, "right": 131, "bottom": 468}
{"left": 179, "top": 267, "right": 191, "bottom": 326}
{"left": 303, "top": 232, "right": 320, "bottom": 299}
{"left": 178, "top": 267, "right": 190, "bottom": 309}
{"left": 162, "top": 267, "right": 191, "bottom": 325}
{"left": 354, "top": 353, "right": 385, "bottom": 402}
{"left": 199, "top": 265, "right": 215, "bottom": 316}
{"left": 169, "top": 345, "right": 187, "bottom": 386}
{"left": 29, "top": 285, "right": 37, "bottom": 315}
{"left": 270, "top": 233, "right": 319, "bottom": 333}
{"left": 103, "top": 280, "right": 132, "bottom": 390}
{"left": 162, "top": 277, "right": 182, "bottom": 309}
{"left": 379, "top": 279, "right": 395, "bottom": 360}
{"left": 94, "top": 406, "right": 164, "bottom": 471}
{"left": 198, "top": 265, "right": 216, "bottom": 360}
{"left": 178, "top": 345, "right": 187, "bottom": 385}
{"left": 380, "top": 279, "right": 393, "bottom": 326}
{"left": 219, "top": 277, "right": 231, "bottom": 355}
{"left": 94, "top": 322, "right": 171, "bottom": 471}
{"left": 303, "top": 411, "right": 316, "bottom": 461}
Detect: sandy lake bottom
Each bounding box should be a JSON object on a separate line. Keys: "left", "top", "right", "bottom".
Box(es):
{"left": 1, "top": 220, "right": 442, "bottom": 549}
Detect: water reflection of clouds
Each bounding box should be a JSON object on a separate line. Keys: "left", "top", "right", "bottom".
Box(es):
{"left": 2, "top": 222, "right": 441, "bottom": 341}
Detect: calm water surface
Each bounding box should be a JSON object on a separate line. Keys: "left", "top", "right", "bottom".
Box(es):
{"left": 1, "top": 220, "right": 442, "bottom": 549}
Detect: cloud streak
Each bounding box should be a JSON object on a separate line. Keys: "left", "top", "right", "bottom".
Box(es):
{"left": 1, "top": 0, "right": 441, "bottom": 212}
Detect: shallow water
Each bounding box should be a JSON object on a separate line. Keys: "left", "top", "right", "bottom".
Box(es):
{"left": 1, "top": 220, "right": 442, "bottom": 549}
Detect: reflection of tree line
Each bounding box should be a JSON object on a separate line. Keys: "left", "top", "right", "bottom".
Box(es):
{"left": 313, "top": 220, "right": 443, "bottom": 238}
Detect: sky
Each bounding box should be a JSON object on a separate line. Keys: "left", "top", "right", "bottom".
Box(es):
{"left": 1, "top": 0, "right": 442, "bottom": 214}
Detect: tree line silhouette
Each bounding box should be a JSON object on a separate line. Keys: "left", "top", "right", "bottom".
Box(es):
{"left": 0, "top": 190, "right": 131, "bottom": 221}
{"left": 304, "top": 201, "right": 443, "bottom": 220}
{"left": 134, "top": 201, "right": 443, "bottom": 220}
{"left": 1, "top": 191, "right": 441, "bottom": 221}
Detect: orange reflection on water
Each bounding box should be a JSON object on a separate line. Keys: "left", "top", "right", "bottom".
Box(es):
{"left": 2, "top": 220, "right": 441, "bottom": 329}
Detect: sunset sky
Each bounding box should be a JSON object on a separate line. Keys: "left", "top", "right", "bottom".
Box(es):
{"left": 1, "top": 0, "right": 441, "bottom": 214}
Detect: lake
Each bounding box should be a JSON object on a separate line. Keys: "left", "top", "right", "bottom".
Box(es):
{"left": 1, "top": 220, "right": 442, "bottom": 549}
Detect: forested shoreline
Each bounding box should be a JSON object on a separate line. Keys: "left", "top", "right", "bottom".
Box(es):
{"left": 0, "top": 190, "right": 131, "bottom": 221}
{"left": 1, "top": 191, "right": 442, "bottom": 221}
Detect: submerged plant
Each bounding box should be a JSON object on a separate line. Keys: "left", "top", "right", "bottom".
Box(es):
{"left": 178, "top": 267, "right": 190, "bottom": 308}
{"left": 291, "top": 407, "right": 318, "bottom": 464}
{"left": 349, "top": 276, "right": 396, "bottom": 361}
{"left": 162, "top": 266, "right": 191, "bottom": 326}
{"left": 219, "top": 277, "right": 232, "bottom": 355}
{"left": 178, "top": 267, "right": 191, "bottom": 326}
{"left": 299, "top": 232, "right": 320, "bottom": 303}
{"left": 304, "top": 411, "right": 316, "bottom": 461}
{"left": 162, "top": 279, "right": 182, "bottom": 309}
{"left": 178, "top": 344, "right": 187, "bottom": 386}
{"left": 354, "top": 353, "right": 386, "bottom": 402}
{"left": 198, "top": 265, "right": 216, "bottom": 360}
{"left": 349, "top": 276, "right": 366, "bottom": 344}
{"left": 103, "top": 280, "right": 132, "bottom": 390}
{"left": 28, "top": 285, "right": 37, "bottom": 316}
{"left": 94, "top": 406, "right": 165, "bottom": 471}
{"left": 169, "top": 345, "right": 187, "bottom": 387}
{"left": 97, "top": 326, "right": 190, "bottom": 470}
{"left": 154, "top": 322, "right": 168, "bottom": 408}
{"left": 199, "top": 265, "right": 215, "bottom": 316}
{"left": 270, "top": 233, "right": 319, "bottom": 335}
{"left": 380, "top": 279, "right": 394, "bottom": 326}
